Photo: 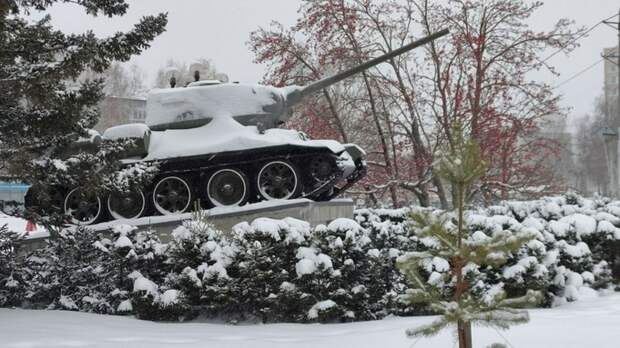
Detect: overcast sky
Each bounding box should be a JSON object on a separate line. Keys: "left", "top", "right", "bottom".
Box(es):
{"left": 42, "top": 0, "right": 619, "bottom": 123}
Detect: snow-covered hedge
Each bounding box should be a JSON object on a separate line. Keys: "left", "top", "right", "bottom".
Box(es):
{"left": 355, "top": 193, "right": 619, "bottom": 307}
{"left": 1, "top": 193, "right": 618, "bottom": 322}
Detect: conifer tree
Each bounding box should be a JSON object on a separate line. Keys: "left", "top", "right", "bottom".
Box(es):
{"left": 0, "top": 0, "right": 167, "bottom": 224}
{"left": 0, "top": 226, "right": 27, "bottom": 306}
{"left": 398, "top": 125, "right": 542, "bottom": 348}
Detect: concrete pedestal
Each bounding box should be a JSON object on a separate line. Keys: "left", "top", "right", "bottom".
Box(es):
{"left": 21, "top": 199, "right": 355, "bottom": 248}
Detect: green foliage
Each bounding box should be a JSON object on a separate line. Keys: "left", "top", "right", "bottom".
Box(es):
{"left": 25, "top": 226, "right": 116, "bottom": 312}
{"left": 399, "top": 125, "right": 541, "bottom": 344}
{"left": 131, "top": 289, "right": 192, "bottom": 322}
{"left": 3, "top": 195, "right": 617, "bottom": 322}
{"left": 0, "top": 226, "right": 28, "bottom": 306}
{"left": 0, "top": 0, "right": 166, "bottom": 225}
{"left": 435, "top": 124, "right": 487, "bottom": 193}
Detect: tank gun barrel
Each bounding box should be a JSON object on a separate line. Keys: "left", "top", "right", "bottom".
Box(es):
{"left": 286, "top": 28, "right": 449, "bottom": 106}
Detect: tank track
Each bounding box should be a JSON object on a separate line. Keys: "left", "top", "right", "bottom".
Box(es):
{"left": 26, "top": 146, "right": 366, "bottom": 225}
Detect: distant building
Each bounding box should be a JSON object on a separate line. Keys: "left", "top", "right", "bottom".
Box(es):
{"left": 0, "top": 182, "right": 29, "bottom": 212}
{"left": 93, "top": 96, "right": 147, "bottom": 133}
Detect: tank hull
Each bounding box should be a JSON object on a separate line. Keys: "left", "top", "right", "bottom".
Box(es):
{"left": 26, "top": 128, "right": 366, "bottom": 224}
{"left": 144, "top": 143, "right": 365, "bottom": 205}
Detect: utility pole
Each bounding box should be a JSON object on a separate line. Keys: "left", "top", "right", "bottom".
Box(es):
{"left": 602, "top": 10, "right": 620, "bottom": 197}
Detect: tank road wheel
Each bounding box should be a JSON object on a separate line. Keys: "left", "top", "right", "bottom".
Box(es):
{"left": 107, "top": 190, "right": 146, "bottom": 220}
{"left": 257, "top": 161, "right": 300, "bottom": 200}
{"left": 153, "top": 176, "right": 192, "bottom": 215}
{"left": 207, "top": 169, "right": 249, "bottom": 207}
{"left": 64, "top": 188, "right": 102, "bottom": 225}
{"left": 310, "top": 155, "right": 336, "bottom": 183}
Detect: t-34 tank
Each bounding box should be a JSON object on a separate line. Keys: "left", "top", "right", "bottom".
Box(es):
{"left": 57, "top": 29, "right": 449, "bottom": 224}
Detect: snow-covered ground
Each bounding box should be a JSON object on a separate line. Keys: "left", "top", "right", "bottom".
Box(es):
{"left": 0, "top": 212, "right": 47, "bottom": 239}
{"left": 1, "top": 293, "right": 619, "bottom": 348}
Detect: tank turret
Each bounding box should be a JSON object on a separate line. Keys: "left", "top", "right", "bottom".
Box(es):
{"left": 146, "top": 29, "right": 449, "bottom": 131}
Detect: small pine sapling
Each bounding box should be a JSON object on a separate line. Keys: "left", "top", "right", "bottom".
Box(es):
{"left": 398, "top": 125, "right": 542, "bottom": 348}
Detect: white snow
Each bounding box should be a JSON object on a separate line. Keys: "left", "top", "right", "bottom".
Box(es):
{"left": 146, "top": 83, "right": 279, "bottom": 128}
{"left": 171, "top": 225, "right": 193, "bottom": 241}
{"left": 559, "top": 214, "right": 597, "bottom": 237}
{"left": 295, "top": 247, "right": 333, "bottom": 277}
{"left": 597, "top": 220, "right": 616, "bottom": 234}
{"left": 522, "top": 217, "right": 545, "bottom": 231}
{"left": 502, "top": 257, "right": 546, "bottom": 280}
{"left": 58, "top": 295, "right": 78, "bottom": 310}
{"left": 103, "top": 123, "right": 150, "bottom": 140}
{"left": 481, "top": 283, "right": 505, "bottom": 305}
{"left": 280, "top": 281, "right": 296, "bottom": 292}
{"left": 133, "top": 276, "right": 159, "bottom": 297}
{"left": 113, "top": 235, "right": 133, "bottom": 249}
{"left": 117, "top": 299, "right": 133, "bottom": 312}
{"left": 143, "top": 114, "right": 345, "bottom": 161}
{"left": 427, "top": 272, "right": 444, "bottom": 286}
{"left": 558, "top": 241, "right": 591, "bottom": 258}
{"left": 182, "top": 267, "right": 202, "bottom": 287}
{"left": 250, "top": 218, "right": 287, "bottom": 241}
{"left": 548, "top": 220, "right": 570, "bottom": 237}
{"left": 2, "top": 293, "right": 620, "bottom": 347}
{"left": 295, "top": 258, "right": 316, "bottom": 277}
{"left": 421, "top": 256, "right": 450, "bottom": 273}
{"left": 159, "top": 290, "right": 181, "bottom": 307}
{"left": 327, "top": 218, "right": 362, "bottom": 233}
{"left": 307, "top": 299, "right": 337, "bottom": 319}
{"left": 0, "top": 212, "right": 48, "bottom": 239}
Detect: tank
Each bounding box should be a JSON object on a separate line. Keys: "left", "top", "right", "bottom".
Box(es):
{"left": 36, "top": 29, "right": 449, "bottom": 225}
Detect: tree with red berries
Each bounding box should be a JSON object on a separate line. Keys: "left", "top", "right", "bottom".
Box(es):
{"left": 249, "top": 0, "right": 582, "bottom": 208}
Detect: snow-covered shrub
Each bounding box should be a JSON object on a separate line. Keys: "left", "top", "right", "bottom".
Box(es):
{"left": 130, "top": 272, "right": 191, "bottom": 321}
{"left": 163, "top": 214, "right": 232, "bottom": 313}
{"left": 303, "top": 218, "right": 380, "bottom": 321}
{"left": 355, "top": 208, "right": 429, "bottom": 316}
{"left": 401, "top": 194, "right": 619, "bottom": 308}
{"left": 221, "top": 217, "right": 311, "bottom": 322}
{"left": 0, "top": 227, "right": 28, "bottom": 307}
{"left": 101, "top": 225, "right": 168, "bottom": 312}
{"left": 165, "top": 214, "right": 222, "bottom": 273}
{"left": 23, "top": 225, "right": 168, "bottom": 314}
{"left": 3, "top": 192, "right": 618, "bottom": 322}
{"left": 24, "top": 226, "right": 116, "bottom": 313}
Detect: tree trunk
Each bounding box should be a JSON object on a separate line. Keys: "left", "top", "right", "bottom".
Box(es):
{"left": 455, "top": 184, "right": 472, "bottom": 348}
{"left": 361, "top": 71, "right": 398, "bottom": 207}
{"left": 321, "top": 89, "right": 348, "bottom": 143}
{"left": 433, "top": 176, "right": 449, "bottom": 209}
{"left": 457, "top": 320, "right": 473, "bottom": 348}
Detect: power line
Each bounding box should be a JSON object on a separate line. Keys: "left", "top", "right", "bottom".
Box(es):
{"left": 526, "top": 12, "right": 619, "bottom": 74}
{"left": 552, "top": 58, "right": 603, "bottom": 89}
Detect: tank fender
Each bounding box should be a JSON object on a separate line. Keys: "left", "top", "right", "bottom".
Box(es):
{"left": 343, "top": 143, "right": 366, "bottom": 163}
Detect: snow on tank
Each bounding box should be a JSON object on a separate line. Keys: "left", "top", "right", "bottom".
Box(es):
{"left": 32, "top": 29, "right": 448, "bottom": 226}
{"left": 146, "top": 82, "right": 292, "bottom": 131}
